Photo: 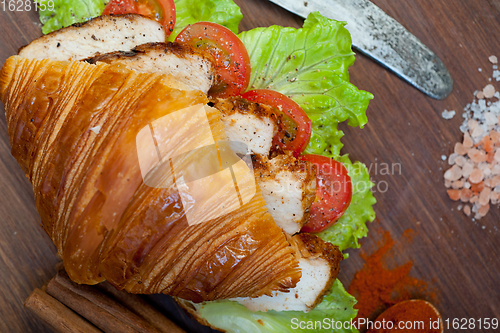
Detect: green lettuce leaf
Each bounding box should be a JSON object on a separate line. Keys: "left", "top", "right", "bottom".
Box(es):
{"left": 238, "top": 11, "right": 376, "bottom": 251}
{"left": 36, "top": 0, "right": 107, "bottom": 34}
{"left": 239, "top": 12, "right": 373, "bottom": 158}
{"left": 192, "top": 280, "right": 359, "bottom": 333}
{"left": 170, "top": 0, "right": 242, "bottom": 39}
{"left": 307, "top": 121, "right": 345, "bottom": 159}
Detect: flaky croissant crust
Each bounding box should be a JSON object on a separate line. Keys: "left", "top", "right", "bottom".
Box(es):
{"left": 0, "top": 56, "right": 302, "bottom": 302}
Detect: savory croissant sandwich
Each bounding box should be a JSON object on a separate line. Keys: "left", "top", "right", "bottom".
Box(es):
{"left": 0, "top": 13, "right": 345, "bottom": 318}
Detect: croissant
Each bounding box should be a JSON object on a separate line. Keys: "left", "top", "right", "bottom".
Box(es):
{"left": 0, "top": 56, "right": 306, "bottom": 301}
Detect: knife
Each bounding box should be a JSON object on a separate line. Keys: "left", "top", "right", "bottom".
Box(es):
{"left": 269, "top": 0, "right": 453, "bottom": 100}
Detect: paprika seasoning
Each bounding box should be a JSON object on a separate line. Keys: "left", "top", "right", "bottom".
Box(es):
{"left": 348, "top": 230, "right": 436, "bottom": 324}
{"left": 366, "top": 300, "right": 443, "bottom": 333}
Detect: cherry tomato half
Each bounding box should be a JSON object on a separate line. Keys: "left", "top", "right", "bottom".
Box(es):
{"left": 103, "top": 0, "right": 176, "bottom": 37}
{"left": 242, "top": 89, "right": 312, "bottom": 156}
{"left": 175, "top": 22, "right": 251, "bottom": 98}
{"left": 300, "top": 155, "right": 352, "bottom": 233}
{"left": 103, "top": 0, "right": 137, "bottom": 15}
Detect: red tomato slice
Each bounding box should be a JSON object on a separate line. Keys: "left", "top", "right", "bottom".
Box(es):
{"left": 103, "top": 0, "right": 137, "bottom": 15}
{"left": 103, "top": 0, "right": 176, "bottom": 37}
{"left": 148, "top": 0, "right": 176, "bottom": 36}
{"left": 242, "top": 89, "right": 312, "bottom": 156}
{"left": 175, "top": 22, "right": 251, "bottom": 98}
{"left": 300, "top": 155, "right": 352, "bottom": 233}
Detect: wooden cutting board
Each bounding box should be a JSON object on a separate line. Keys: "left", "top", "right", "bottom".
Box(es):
{"left": 0, "top": 0, "right": 499, "bottom": 331}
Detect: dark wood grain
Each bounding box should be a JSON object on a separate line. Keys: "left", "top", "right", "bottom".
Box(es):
{"left": 0, "top": 0, "right": 499, "bottom": 332}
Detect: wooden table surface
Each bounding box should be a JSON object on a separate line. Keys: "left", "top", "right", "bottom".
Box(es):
{"left": 1, "top": 0, "right": 499, "bottom": 332}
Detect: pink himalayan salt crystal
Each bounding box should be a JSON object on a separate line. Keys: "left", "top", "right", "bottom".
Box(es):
{"left": 454, "top": 142, "right": 468, "bottom": 155}
{"left": 479, "top": 135, "right": 494, "bottom": 154}
{"left": 471, "top": 182, "right": 485, "bottom": 193}
{"left": 491, "top": 190, "right": 499, "bottom": 199}
{"left": 494, "top": 149, "right": 500, "bottom": 162}
{"left": 490, "top": 130, "right": 500, "bottom": 144}
{"left": 469, "top": 168, "right": 484, "bottom": 184}
{"left": 478, "top": 203, "right": 490, "bottom": 217}
{"left": 492, "top": 164, "right": 500, "bottom": 175}
{"left": 463, "top": 205, "right": 471, "bottom": 216}
{"left": 479, "top": 187, "right": 492, "bottom": 206}
{"left": 491, "top": 191, "right": 500, "bottom": 203}
{"left": 444, "top": 165, "right": 463, "bottom": 181}
{"left": 484, "top": 177, "right": 492, "bottom": 187}
{"left": 460, "top": 188, "right": 473, "bottom": 202}
{"left": 491, "top": 175, "right": 500, "bottom": 187}
{"left": 468, "top": 148, "right": 488, "bottom": 163}
{"left": 454, "top": 155, "right": 466, "bottom": 167}
{"left": 452, "top": 180, "right": 464, "bottom": 189}
{"left": 471, "top": 125, "right": 484, "bottom": 138}
{"left": 447, "top": 189, "right": 460, "bottom": 201}
{"left": 483, "top": 84, "right": 496, "bottom": 99}
{"left": 470, "top": 195, "right": 479, "bottom": 203}
{"left": 489, "top": 55, "right": 498, "bottom": 64}
{"left": 463, "top": 132, "right": 474, "bottom": 148}
{"left": 468, "top": 119, "right": 478, "bottom": 131}
{"left": 462, "top": 162, "right": 475, "bottom": 178}
{"left": 476, "top": 91, "right": 485, "bottom": 99}
{"left": 444, "top": 179, "right": 452, "bottom": 188}
{"left": 448, "top": 153, "right": 458, "bottom": 165}
{"left": 478, "top": 162, "right": 489, "bottom": 170}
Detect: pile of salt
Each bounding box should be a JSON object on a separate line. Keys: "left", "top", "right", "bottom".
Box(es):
{"left": 443, "top": 55, "right": 500, "bottom": 219}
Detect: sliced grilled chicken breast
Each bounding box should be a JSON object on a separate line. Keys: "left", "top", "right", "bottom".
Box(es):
{"left": 213, "top": 97, "right": 279, "bottom": 156}
{"left": 86, "top": 42, "right": 215, "bottom": 93}
{"left": 231, "top": 233, "right": 342, "bottom": 312}
{"left": 253, "top": 154, "right": 316, "bottom": 235}
{"left": 18, "top": 14, "right": 166, "bottom": 61}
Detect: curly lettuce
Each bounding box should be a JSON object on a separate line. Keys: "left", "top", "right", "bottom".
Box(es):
{"left": 239, "top": 12, "right": 376, "bottom": 251}
{"left": 36, "top": 0, "right": 106, "bottom": 34}
{"left": 169, "top": 0, "right": 242, "bottom": 39}
{"left": 239, "top": 12, "right": 373, "bottom": 158}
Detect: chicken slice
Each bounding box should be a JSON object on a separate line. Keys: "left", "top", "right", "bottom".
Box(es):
{"left": 212, "top": 97, "right": 280, "bottom": 156}
{"left": 212, "top": 98, "right": 317, "bottom": 235}
{"left": 231, "top": 233, "right": 343, "bottom": 312}
{"left": 18, "top": 14, "right": 166, "bottom": 61}
{"left": 252, "top": 154, "right": 316, "bottom": 235}
{"left": 85, "top": 42, "right": 215, "bottom": 94}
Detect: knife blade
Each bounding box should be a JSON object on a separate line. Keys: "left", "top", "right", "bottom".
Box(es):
{"left": 269, "top": 0, "right": 453, "bottom": 100}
